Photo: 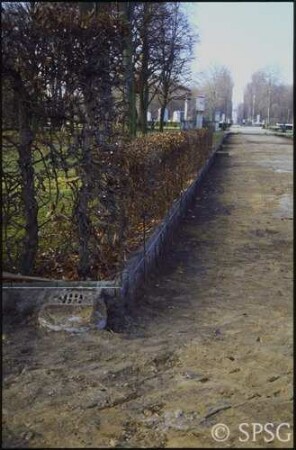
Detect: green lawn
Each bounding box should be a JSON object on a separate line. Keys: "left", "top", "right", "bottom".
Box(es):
{"left": 2, "top": 131, "right": 79, "bottom": 266}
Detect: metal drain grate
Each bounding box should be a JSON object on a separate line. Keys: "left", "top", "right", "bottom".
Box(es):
{"left": 49, "top": 291, "right": 91, "bottom": 305}
{"left": 38, "top": 289, "right": 107, "bottom": 333}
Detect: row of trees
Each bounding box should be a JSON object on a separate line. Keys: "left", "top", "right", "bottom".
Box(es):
{"left": 238, "top": 67, "right": 293, "bottom": 125}
{"left": 3, "top": 2, "right": 196, "bottom": 135}
{"left": 145, "top": 64, "right": 235, "bottom": 126}
{"left": 2, "top": 2, "right": 198, "bottom": 277}
{"left": 197, "top": 65, "right": 234, "bottom": 123}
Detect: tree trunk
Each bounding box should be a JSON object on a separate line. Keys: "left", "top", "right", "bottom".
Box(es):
{"left": 76, "top": 79, "right": 96, "bottom": 279}
{"left": 139, "top": 87, "right": 149, "bottom": 134}
{"left": 139, "top": 3, "right": 149, "bottom": 135}
{"left": 159, "top": 105, "right": 166, "bottom": 132}
{"left": 18, "top": 96, "right": 38, "bottom": 275}
{"left": 75, "top": 126, "right": 92, "bottom": 279}
{"left": 123, "top": 2, "right": 137, "bottom": 137}
{"left": 158, "top": 69, "right": 171, "bottom": 131}
{"left": 159, "top": 85, "right": 169, "bottom": 132}
{"left": 75, "top": 183, "right": 92, "bottom": 279}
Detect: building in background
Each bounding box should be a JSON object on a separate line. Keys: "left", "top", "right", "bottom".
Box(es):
{"left": 157, "top": 108, "right": 169, "bottom": 122}
{"left": 196, "top": 94, "right": 205, "bottom": 129}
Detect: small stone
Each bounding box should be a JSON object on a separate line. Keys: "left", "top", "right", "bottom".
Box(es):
{"left": 110, "top": 438, "right": 118, "bottom": 447}
{"left": 21, "top": 431, "right": 34, "bottom": 441}
{"left": 86, "top": 400, "right": 98, "bottom": 409}
{"left": 199, "top": 377, "right": 209, "bottom": 383}
{"left": 268, "top": 375, "right": 280, "bottom": 383}
{"left": 174, "top": 409, "right": 183, "bottom": 418}
{"left": 26, "top": 431, "right": 34, "bottom": 440}
{"left": 183, "top": 371, "right": 202, "bottom": 380}
{"left": 248, "top": 393, "right": 261, "bottom": 400}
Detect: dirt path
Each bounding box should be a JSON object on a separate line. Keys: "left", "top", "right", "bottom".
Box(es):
{"left": 2, "top": 130, "right": 293, "bottom": 448}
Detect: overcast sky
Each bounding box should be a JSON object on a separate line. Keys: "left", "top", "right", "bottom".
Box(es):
{"left": 183, "top": 2, "right": 293, "bottom": 107}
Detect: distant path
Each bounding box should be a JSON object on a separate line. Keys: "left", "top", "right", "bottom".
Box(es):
{"left": 3, "top": 130, "right": 293, "bottom": 448}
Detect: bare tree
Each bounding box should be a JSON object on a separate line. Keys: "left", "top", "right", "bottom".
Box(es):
{"left": 120, "top": 2, "right": 137, "bottom": 137}
{"left": 2, "top": 1, "right": 208, "bottom": 281}
{"left": 199, "top": 64, "right": 234, "bottom": 123}
{"left": 2, "top": 2, "right": 125, "bottom": 278}
{"left": 2, "top": 3, "right": 42, "bottom": 274}
{"left": 133, "top": 2, "right": 164, "bottom": 134}
{"left": 156, "top": 2, "right": 196, "bottom": 131}
{"left": 242, "top": 66, "right": 292, "bottom": 125}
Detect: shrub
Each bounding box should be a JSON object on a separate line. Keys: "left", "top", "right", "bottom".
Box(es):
{"left": 2, "top": 129, "right": 213, "bottom": 280}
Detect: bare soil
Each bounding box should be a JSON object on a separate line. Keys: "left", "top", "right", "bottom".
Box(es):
{"left": 2, "top": 130, "right": 293, "bottom": 448}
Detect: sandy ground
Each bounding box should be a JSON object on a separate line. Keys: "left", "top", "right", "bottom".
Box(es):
{"left": 2, "top": 129, "right": 293, "bottom": 448}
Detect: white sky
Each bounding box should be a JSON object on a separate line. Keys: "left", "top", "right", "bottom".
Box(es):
{"left": 183, "top": 2, "right": 294, "bottom": 107}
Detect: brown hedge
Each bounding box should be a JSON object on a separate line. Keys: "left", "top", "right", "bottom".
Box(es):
{"left": 100, "top": 128, "right": 214, "bottom": 279}
{"left": 3, "top": 129, "right": 213, "bottom": 280}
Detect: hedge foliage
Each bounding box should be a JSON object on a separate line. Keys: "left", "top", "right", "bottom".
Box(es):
{"left": 120, "top": 128, "right": 212, "bottom": 232}
{"left": 3, "top": 129, "right": 213, "bottom": 280}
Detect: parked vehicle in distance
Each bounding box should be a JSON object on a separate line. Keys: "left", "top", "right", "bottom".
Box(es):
{"left": 268, "top": 123, "right": 294, "bottom": 132}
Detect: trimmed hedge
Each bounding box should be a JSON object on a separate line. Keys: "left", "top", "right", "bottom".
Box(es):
{"left": 3, "top": 129, "right": 213, "bottom": 280}
{"left": 85, "top": 128, "right": 213, "bottom": 279}
{"left": 120, "top": 129, "right": 212, "bottom": 232}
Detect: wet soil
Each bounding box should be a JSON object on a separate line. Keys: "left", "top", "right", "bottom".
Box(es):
{"left": 2, "top": 130, "right": 293, "bottom": 448}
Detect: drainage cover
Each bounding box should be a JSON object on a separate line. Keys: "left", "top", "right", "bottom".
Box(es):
{"left": 38, "top": 289, "right": 107, "bottom": 333}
